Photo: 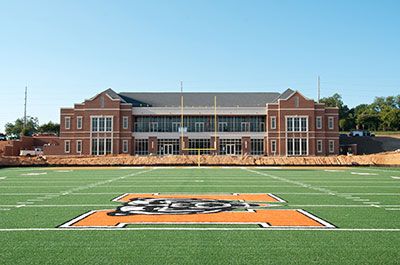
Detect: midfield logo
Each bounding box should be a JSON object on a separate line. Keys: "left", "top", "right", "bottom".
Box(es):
{"left": 59, "top": 193, "right": 335, "bottom": 229}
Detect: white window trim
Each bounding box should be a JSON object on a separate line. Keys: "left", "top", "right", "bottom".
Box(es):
{"left": 76, "top": 140, "right": 82, "bottom": 154}
{"left": 329, "top": 140, "right": 335, "bottom": 153}
{"left": 285, "top": 116, "right": 309, "bottom": 132}
{"left": 64, "top": 140, "right": 71, "bottom": 153}
{"left": 316, "top": 116, "right": 322, "bottom": 130}
{"left": 286, "top": 138, "right": 308, "bottom": 156}
{"left": 149, "top": 122, "right": 158, "bottom": 132}
{"left": 317, "top": 140, "right": 323, "bottom": 153}
{"left": 77, "top": 116, "right": 83, "bottom": 130}
{"left": 328, "top": 117, "right": 334, "bottom": 130}
{"left": 270, "top": 116, "right": 276, "bottom": 130}
{"left": 90, "top": 116, "right": 114, "bottom": 132}
{"left": 195, "top": 122, "right": 205, "bottom": 132}
{"left": 240, "top": 122, "right": 250, "bottom": 132}
{"left": 123, "top": 116, "right": 129, "bottom": 129}
{"left": 271, "top": 140, "right": 277, "bottom": 154}
{"left": 172, "top": 122, "right": 181, "bottom": 132}
{"left": 122, "top": 140, "right": 129, "bottom": 153}
{"left": 218, "top": 122, "right": 228, "bottom": 132}
{"left": 65, "top": 117, "right": 71, "bottom": 130}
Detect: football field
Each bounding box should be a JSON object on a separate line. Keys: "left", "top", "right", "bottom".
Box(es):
{"left": 0, "top": 166, "right": 399, "bottom": 264}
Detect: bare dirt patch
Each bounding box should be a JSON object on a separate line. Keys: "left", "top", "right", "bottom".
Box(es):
{"left": 1, "top": 151, "right": 399, "bottom": 167}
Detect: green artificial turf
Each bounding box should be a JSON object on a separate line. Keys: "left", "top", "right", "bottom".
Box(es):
{"left": 0, "top": 166, "right": 399, "bottom": 264}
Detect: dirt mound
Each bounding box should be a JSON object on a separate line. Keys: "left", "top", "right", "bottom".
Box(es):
{"left": 1, "top": 151, "right": 400, "bottom": 167}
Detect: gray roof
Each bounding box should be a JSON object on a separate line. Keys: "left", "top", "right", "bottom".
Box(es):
{"left": 101, "top": 88, "right": 297, "bottom": 107}
{"left": 274, "top": 88, "right": 295, "bottom": 101}
{"left": 118, "top": 92, "right": 283, "bottom": 107}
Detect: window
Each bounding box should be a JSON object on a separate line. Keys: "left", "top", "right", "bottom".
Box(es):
{"left": 286, "top": 117, "right": 308, "bottom": 132}
{"left": 172, "top": 122, "right": 180, "bottom": 132}
{"left": 91, "top": 117, "right": 113, "bottom": 132}
{"left": 241, "top": 122, "right": 250, "bottom": 132}
{"left": 287, "top": 138, "right": 307, "bottom": 156}
{"left": 218, "top": 122, "right": 228, "bottom": 132}
{"left": 328, "top": 117, "right": 334, "bottom": 130}
{"left": 64, "top": 140, "right": 70, "bottom": 153}
{"left": 149, "top": 122, "right": 158, "bottom": 132}
{"left": 135, "top": 139, "right": 149, "bottom": 155}
{"left": 294, "top": 118, "right": 300, "bottom": 131}
{"left": 91, "top": 139, "right": 97, "bottom": 155}
{"left": 105, "top": 117, "right": 112, "bottom": 131}
{"left": 123, "top": 116, "right": 129, "bottom": 129}
{"left": 157, "top": 139, "right": 180, "bottom": 155}
{"left": 271, "top": 140, "right": 277, "bottom": 154}
{"left": 133, "top": 116, "right": 265, "bottom": 133}
{"left": 188, "top": 139, "right": 211, "bottom": 155}
{"left": 99, "top": 118, "right": 105, "bottom": 132}
{"left": 65, "top": 117, "right": 71, "bottom": 130}
{"left": 287, "top": 118, "right": 293, "bottom": 131}
{"left": 76, "top": 140, "right": 82, "bottom": 153}
{"left": 194, "top": 122, "right": 205, "bottom": 132}
{"left": 105, "top": 139, "right": 112, "bottom": 154}
{"left": 219, "top": 139, "right": 242, "bottom": 155}
{"left": 91, "top": 138, "right": 112, "bottom": 155}
{"left": 77, "top": 117, "right": 82, "bottom": 130}
{"left": 92, "top": 117, "right": 98, "bottom": 132}
{"left": 122, "top": 140, "right": 129, "bottom": 153}
{"left": 98, "top": 139, "right": 105, "bottom": 155}
{"left": 301, "top": 118, "right": 307, "bottom": 131}
{"left": 259, "top": 122, "right": 265, "bottom": 131}
{"left": 329, "top": 140, "right": 335, "bottom": 153}
{"left": 317, "top": 140, "right": 323, "bottom": 153}
{"left": 316, "top": 116, "right": 322, "bottom": 129}
{"left": 270, "top": 116, "right": 276, "bottom": 129}
{"left": 250, "top": 139, "right": 264, "bottom": 155}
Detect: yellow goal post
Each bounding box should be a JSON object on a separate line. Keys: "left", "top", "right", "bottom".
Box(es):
{"left": 180, "top": 95, "right": 218, "bottom": 166}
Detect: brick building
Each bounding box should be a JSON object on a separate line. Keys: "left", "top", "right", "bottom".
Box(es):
{"left": 48, "top": 88, "right": 339, "bottom": 156}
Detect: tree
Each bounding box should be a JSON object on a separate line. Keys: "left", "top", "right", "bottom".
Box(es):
{"left": 4, "top": 117, "right": 39, "bottom": 136}
{"left": 320, "top": 93, "right": 352, "bottom": 130}
{"left": 38, "top": 121, "right": 60, "bottom": 135}
{"left": 356, "top": 110, "right": 380, "bottom": 131}
{"left": 379, "top": 107, "right": 400, "bottom": 131}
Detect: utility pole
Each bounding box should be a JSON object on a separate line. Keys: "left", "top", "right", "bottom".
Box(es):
{"left": 180, "top": 81, "right": 183, "bottom": 93}
{"left": 23, "top": 86, "right": 27, "bottom": 129}
{"left": 317, "top": 76, "right": 320, "bottom": 103}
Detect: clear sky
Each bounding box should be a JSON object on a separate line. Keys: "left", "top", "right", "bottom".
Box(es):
{"left": 1, "top": 0, "right": 399, "bottom": 132}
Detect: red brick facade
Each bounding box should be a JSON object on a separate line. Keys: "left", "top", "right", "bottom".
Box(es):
{"left": 44, "top": 89, "right": 339, "bottom": 156}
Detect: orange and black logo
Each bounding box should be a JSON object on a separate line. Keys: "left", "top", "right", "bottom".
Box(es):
{"left": 60, "top": 193, "right": 335, "bottom": 229}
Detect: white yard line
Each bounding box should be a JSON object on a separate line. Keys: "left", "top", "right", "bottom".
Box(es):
{"left": 357, "top": 168, "right": 400, "bottom": 173}
{"left": 3, "top": 169, "right": 155, "bottom": 211}
{"left": 2, "top": 185, "right": 400, "bottom": 188}
{"left": 242, "top": 168, "right": 387, "bottom": 208}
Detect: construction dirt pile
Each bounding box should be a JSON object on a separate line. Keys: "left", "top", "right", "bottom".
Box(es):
{"left": 1, "top": 151, "right": 400, "bottom": 167}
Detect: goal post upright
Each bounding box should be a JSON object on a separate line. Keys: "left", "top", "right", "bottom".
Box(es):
{"left": 180, "top": 94, "right": 218, "bottom": 166}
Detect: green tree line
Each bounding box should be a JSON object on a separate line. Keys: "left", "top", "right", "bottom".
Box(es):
{"left": 4, "top": 117, "right": 60, "bottom": 137}
{"left": 320, "top": 94, "right": 400, "bottom": 131}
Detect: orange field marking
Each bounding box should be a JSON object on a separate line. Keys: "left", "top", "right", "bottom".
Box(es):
{"left": 62, "top": 209, "right": 330, "bottom": 228}
{"left": 115, "top": 193, "right": 284, "bottom": 203}
{"left": 60, "top": 193, "right": 335, "bottom": 229}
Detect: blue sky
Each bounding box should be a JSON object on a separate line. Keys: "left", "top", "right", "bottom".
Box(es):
{"left": 1, "top": 0, "right": 399, "bottom": 132}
